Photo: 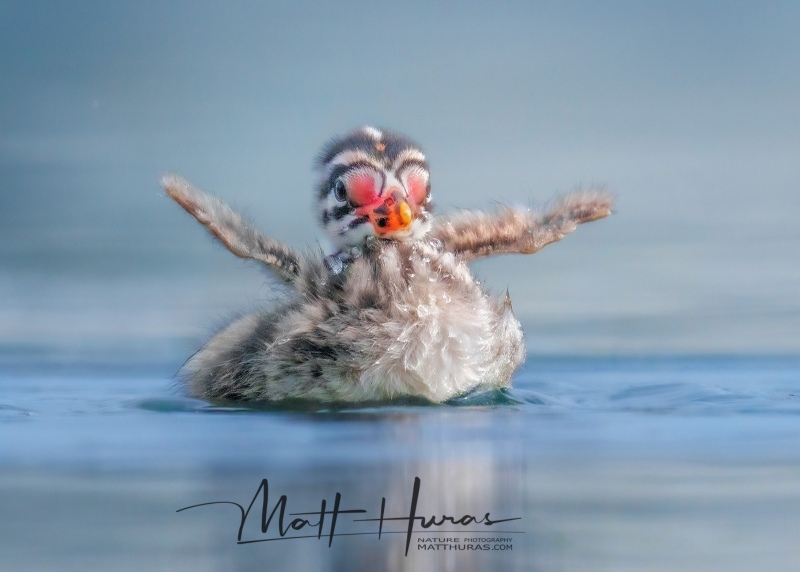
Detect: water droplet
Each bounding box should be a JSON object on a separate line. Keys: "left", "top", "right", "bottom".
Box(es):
{"left": 324, "top": 255, "right": 344, "bottom": 275}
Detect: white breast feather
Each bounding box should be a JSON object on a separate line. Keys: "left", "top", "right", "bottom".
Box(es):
{"left": 358, "top": 245, "right": 516, "bottom": 401}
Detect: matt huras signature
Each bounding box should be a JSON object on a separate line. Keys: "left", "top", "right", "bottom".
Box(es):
{"left": 176, "top": 476, "right": 522, "bottom": 556}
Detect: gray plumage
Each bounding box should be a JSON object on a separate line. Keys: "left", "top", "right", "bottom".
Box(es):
{"left": 162, "top": 127, "right": 614, "bottom": 403}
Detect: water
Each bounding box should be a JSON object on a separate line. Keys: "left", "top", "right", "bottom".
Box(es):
{"left": 2, "top": 354, "right": 799, "bottom": 571}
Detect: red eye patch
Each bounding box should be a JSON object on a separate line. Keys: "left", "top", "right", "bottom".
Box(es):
{"left": 405, "top": 170, "right": 429, "bottom": 205}
{"left": 346, "top": 172, "right": 380, "bottom": 206}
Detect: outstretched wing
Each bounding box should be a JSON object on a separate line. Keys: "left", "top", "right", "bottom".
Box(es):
{"left": 162, "top": 175, "right": 302, "bottom": 285}
{"left": 429, "top": 188, "right": 614, "bottom": 261}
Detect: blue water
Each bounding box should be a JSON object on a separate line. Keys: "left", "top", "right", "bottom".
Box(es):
{"left": 2, "top": 354, "right": 800, "bottom": 571}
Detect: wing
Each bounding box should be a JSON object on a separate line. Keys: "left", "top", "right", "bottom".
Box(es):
{"left": 161, "top": 175, "right": 302, "bottom": 285}
{"left": 429, "top": 188, "right": 614, "bottom": 261}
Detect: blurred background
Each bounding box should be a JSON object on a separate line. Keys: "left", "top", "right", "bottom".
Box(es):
{"left": 1, "top": 0, "right": 798, "bottom": 364}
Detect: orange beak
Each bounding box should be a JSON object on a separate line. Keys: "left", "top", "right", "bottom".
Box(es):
{"left": 356, "top": 188, "right": 413, "bottom": 234}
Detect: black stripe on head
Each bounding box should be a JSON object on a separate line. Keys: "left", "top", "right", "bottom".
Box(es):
{"left": 327, "top": 163, "right": 357, "bottom": 184}
{"left": 394, "top": 158, "right": 429, "bottom": 176}
{"left": 380, "top": 131, "right": 424, "bottom": 164}
{"left": 347, "top": 215, "right": 369, "bottom": 229}
{"left": 316, "top": 130, "right": 382, "bottom": 168}
{"left": 329, "top": 204, "right": 354, "bottom": 221}
{"left": 315, "top": 127, "right": 424, "bottom": 169}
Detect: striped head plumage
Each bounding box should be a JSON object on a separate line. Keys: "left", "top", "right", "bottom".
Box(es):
{"left": 316, "top": 126, "right": 433, "bottom": 250}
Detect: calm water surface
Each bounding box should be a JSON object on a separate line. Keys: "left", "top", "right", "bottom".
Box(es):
{"left": 2, "top": 354, "right": 799, "bottom": 571}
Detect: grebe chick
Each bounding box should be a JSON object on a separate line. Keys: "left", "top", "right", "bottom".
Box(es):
{"left": 163, "top": 127, "right": 613, "bottom": 403}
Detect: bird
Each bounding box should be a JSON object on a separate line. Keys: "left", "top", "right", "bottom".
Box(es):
{"left": 162, "top": 126, "right": 613, "bottom": 403}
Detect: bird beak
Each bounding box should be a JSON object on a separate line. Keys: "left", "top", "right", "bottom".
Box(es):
{"left": 356, "top": 188, "right": 414, "bottom": 234}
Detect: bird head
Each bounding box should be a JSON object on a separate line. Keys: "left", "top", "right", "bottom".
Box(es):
{"left": 316, "top": 126, "right": 433, "bottom": 250}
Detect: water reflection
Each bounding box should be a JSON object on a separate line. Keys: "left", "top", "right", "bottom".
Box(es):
{"left": 172, "top": 456, "right": 530, "bottom": 571}
{"left": 4, "top": 457, "right": 800, "bottom": 571}
{"left": 3, "top": 357, "right": 800, "bottom": 570}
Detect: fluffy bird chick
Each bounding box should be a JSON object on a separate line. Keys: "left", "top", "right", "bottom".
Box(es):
{"left": 163, "top": 127, "right": 613, "bottom": 403}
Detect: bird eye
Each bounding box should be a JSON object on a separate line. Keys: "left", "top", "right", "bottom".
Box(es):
{"left": 333, "top": 179, "right": 347, "bottom": 202}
